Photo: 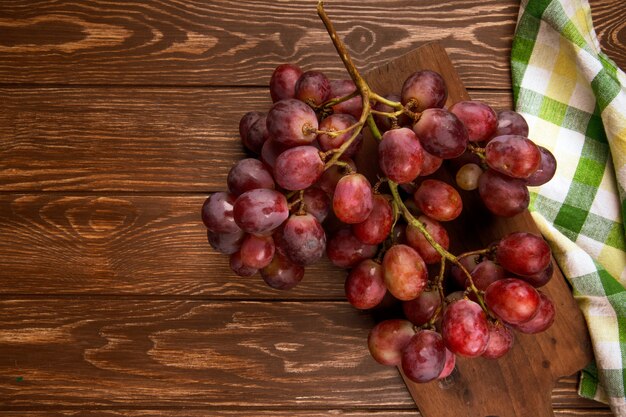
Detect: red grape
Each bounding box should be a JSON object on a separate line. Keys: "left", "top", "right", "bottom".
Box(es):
{"left": 229, "top": 251, "right": 258, "bottom": 277}
{"left": 316, "top": 158, "right": 356, "bottom": 196}
{"left": 368, "top": 319, "right": 415, "bottom": 366}
{"left": 468, "top": 259, "right": 505, "bottom": 290}
{"left": 260, "top": 138, "right": 289, "bottom": 172}
{"left": 317, "top": 113, "right": 362, "bottom": 158}
{"left": 412, "top": 108, "right": 468, "bottom": 159}
{"left": 227, "top": 158, "right": 275, "bottom": 196}
{"left": 373, "top": 93, "right": 412, "bottom": 132}
{"left": 270, "top": 64, "right": 303, "bottom": 102}
{"left": 450, "top": 254, "right": 480, "bottom": 287}
{"left": 497, "top": 232, "right": 551, "bottom": 276}
{"left": 485, "top": 135, "right": 541, "bottom": 178}
{"left": 402, "top": 288, "right": 442, "bottom": 326}
{"left": 515, "top": 293, "right": 555, "bottom": 334}
{"left": 526, "top": 146, "right": 557, "bottom": 186}
{"left": 449, "top": 100, "right": 497, "bottom": 142}
{"left": 260, "top": 250, "right": 305, "bottom": 290}
{"left": 519, "top": 260, "right": 554, "bottom": 288}
{"left": 345, "top": 259, "right": 387, "bottom": 309}
{"left": 378, "top": 127, "right": 424, "bottom": 184}
{"left": 401, "top": 330, "right": 446, "bottom": 383}
{"left": 267, "top": 99, "right": 318, "bottom": 146}
{"left": 478, "top": 169, "right": 530, "bottom": 217}
{"left": 244, "top": 115, "right": 270, "bottom": 154}
{"left": 295, "top": 71, "right": 331, "bottom": 106}
{"left": 485, "top": 278, "right": 540, "bottom": 325}
{"left": 239, "top": 111, "right": 265, "bottom": 153}
{"left": 382, "top": 244, "right": 428, "bottom": 301}
{"left": 494, "top": 110, "right": 529, "bottom": 138}
{"left": 413, "top": 179, "right": 463, "bottom": 222}
{"left": 419, "top": 149, "right": 443, "bottom": 176}
{"left": 327, "top": 228, "right": 378, "bottom": 269}
{"left": 233, "top": 189, "right": 289, "bottom": 235}
{"left": 438, "top": 348, "right": 456, "bottom": 379}
{"left": 239, "top": 234, "right": 275, "bottom": 269}
{"left": 329, "top": 79, "right": 363, "bottom": 119}
{"left": 406, "top": 215, "right": 450, "bottom": 264}
{"left": 274, "top": 146, "right": 324, "bottom": 190}
{"left": 207, "top": 229, "right": 245, "bottom": 255}
{"left": 202, "top": 192, "right": 241, "bottom": 233}
{"left": 302, "top": 187, "right": 330, "bottom": 223}
{"left": 441, "top": 299, "right": 489, "bottom": 357}
{"left": 352, "top": 194, "right": 393, "bottom": 245}
{"left": 280, "top": 213, "right": 326, "bottom": 266}
{"left": 333, "top": 173, "right": 374, "bottom": 224}
{"left": 482, "top": 321, "right": 515, "bottom": 359}
{"left": 401, "top": 70, "right": 447, "bottom": 112}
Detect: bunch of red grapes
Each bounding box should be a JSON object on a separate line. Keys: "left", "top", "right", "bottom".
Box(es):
{"left": 201, "top": 16, "right": 558, "bottom": 382}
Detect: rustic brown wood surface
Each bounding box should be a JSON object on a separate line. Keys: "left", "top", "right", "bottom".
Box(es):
{"left": 0, "top": 0, "right": 623, "bottom": 416}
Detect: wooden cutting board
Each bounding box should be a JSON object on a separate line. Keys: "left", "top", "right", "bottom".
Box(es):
{"left": 357, "top": 42, "right": 593, "bottom": 417}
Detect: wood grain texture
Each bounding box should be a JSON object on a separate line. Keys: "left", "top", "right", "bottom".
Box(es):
{"left": 0, "top": 300, "right": 604, "bottom": 410}
{"left": 590, "top": 0, "right": 626, "bottom": 69}
{"left": 0, "top": 88, "right": 510, "bottom": 192}
{"left": 0, "top": 194, "right": 347, "bottom": 298}
{"left": 0, "top": 410, "right": 614, "bottom": 417}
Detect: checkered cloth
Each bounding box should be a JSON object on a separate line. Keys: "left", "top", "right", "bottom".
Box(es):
{"left": 512, "top": 0, "right": 626, "bottom": 415}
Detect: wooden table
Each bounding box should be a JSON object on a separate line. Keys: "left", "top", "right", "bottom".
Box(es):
{"left": 0, "top": 1, "right": 623, "bottom": 416}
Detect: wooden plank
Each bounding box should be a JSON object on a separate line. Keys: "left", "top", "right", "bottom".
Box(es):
{"left": 589, "top": 0, "right": 626, "bottom": 69}
{"left": 0, "top": 88, "right": 510, "bottom": 192}
{"left": 0, "top": 300, "right": 605, "bottom": 409}
{"left": 0, "top": 194, "right": 345, "bottom": 298}
{"left": 0, "top": 0, "right": 519, "bottom": 88}
{"left": 0, "top": 409, "right": 614, "bottom": 417}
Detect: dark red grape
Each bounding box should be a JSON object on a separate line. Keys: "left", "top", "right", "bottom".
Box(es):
{"left": 419, "top": 149, "right": 443, "bottom": 176}
{"left": 207, "top": 229, "right": 245, "bottom": 255}
{"left": 468, "top": 259, "right": 505, "bottom": 290}
{"left": 413, "top": 179, "right": 462, "bottom": 222}
{"left": 373, "top": 93, "right": 412, "bottom": 132}
{"left": 295, "top": 71, "right": 331, "bottom": 106}
{"left": 445, "top": 291, "right": 465, "bottom": 304}
{"left": 478, "top": 169, "right": 530, "bottom": 217}
{"left": 267, "top": 99, "right": 318, "bottom": 146}
{"left": 202, "top": 192, "right": 241, "bottom": 233}
{"left": 333, "top": 173, "right": 374, "bottom": 224}
{"left": 449, "top": 101, "right": 497, "bottom": 142}
{"left": 329, "top": 79, "right": 363, "bottom": 119}
{"left": 239, "top": 111, "right": 265, "bottom": 152}
{"left": 406, "top": 215, "right": 449, "bottom": 264}
{"left": 519, "top": 260, "right": 554, "bottom": 288}
{"left": 413, "top": 108, "right": 468, "bottom": 159}
{"left": 260, "top": 138, "right": 289, "bottom": 172}
{"left": 274, "top": 146, "right": 324, "bottom": 190}
{"left": 345, "top": 259, "right": 387, "bottom": 309}
{"left": 244, "top": 115, "right": 270, "bottom": 154}
{"left": 327, "top": 228, "right": 378, "bottom": 269}
{"left": 494, "top": 110, "right": 529, "bottom": 138}
{"left": 482, "top": 321, "right": 515, "bottom": 359}
{"left": 227, "top": 158, "right": 275, "bottom": 196}
{"left": 526, "top": 146, "right": 557, "bottom": 186}
{"left": 401, "top": 70, "right": 447, "bottom": 112}
{"left": 302, "top": 187, "right": 330, "bottom": 223}
{"left": 497, "top": 232, "right": 551, "bottom": 276}
{"left": 401, "top": 330, "right": 446, "bottom": 383}
{"left": 260, "top": 250, "right": 305, "bottom": 290}
{"left": 270, "top": 64, "right": 303, "bottom": 102}
{"left": 229, "top": 251, "right": 258, "bottom": 277}
{"left": 438, "top": 348, "right": 456, "bottom": 379}
{"left": 317, "top": 113, "right": 362, "bottom": 158}
{"left": 402, "top": 288, "right": 442, "bottom": 326}
{"left": 233, "top": 189, "right": 289, "bottom": 235}
{"left": 391, "top": 222, "right": 408, "bottom": 245}
{"left": 485, "top": 278, "right": 540, "bottom": 325}
{"left": 382, "top": 244, "right": 428, "bottom": 301}
{"left": 239, "top": 234, "right": 275, "bottom": 269}
{"left": 352, "top": 194, "right": 393, "bottom": 245}
{"left": 368, "top": 319, "right": 415, "bottom": 366}
{"left": 441, "top": 299, "right": 489, "bottom": 357}
{"left": 485, "top": 135, "right": 541, "bottom": 178}
{"left": 450, "top": 254, "right": 480, "bottom": 287}
{"left": 280, "top": 213, "right": 326, "bottom": 265}
{"left": 514, "top": 293, "right": 555, "bottom": 334}
{"left": 378, "top": 127, "right": 424, "bottom": 184}
{"left": 316, "top": 158, "right": 356, "bottom": 196}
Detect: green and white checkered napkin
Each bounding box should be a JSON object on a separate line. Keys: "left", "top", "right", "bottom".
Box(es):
{"left": 512, "top": 0, "right": 626, "bottom": 415}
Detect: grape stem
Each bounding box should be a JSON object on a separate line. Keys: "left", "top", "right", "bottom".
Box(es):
{"left": 317, "top": 90, "right": 359, "bottom": 110}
